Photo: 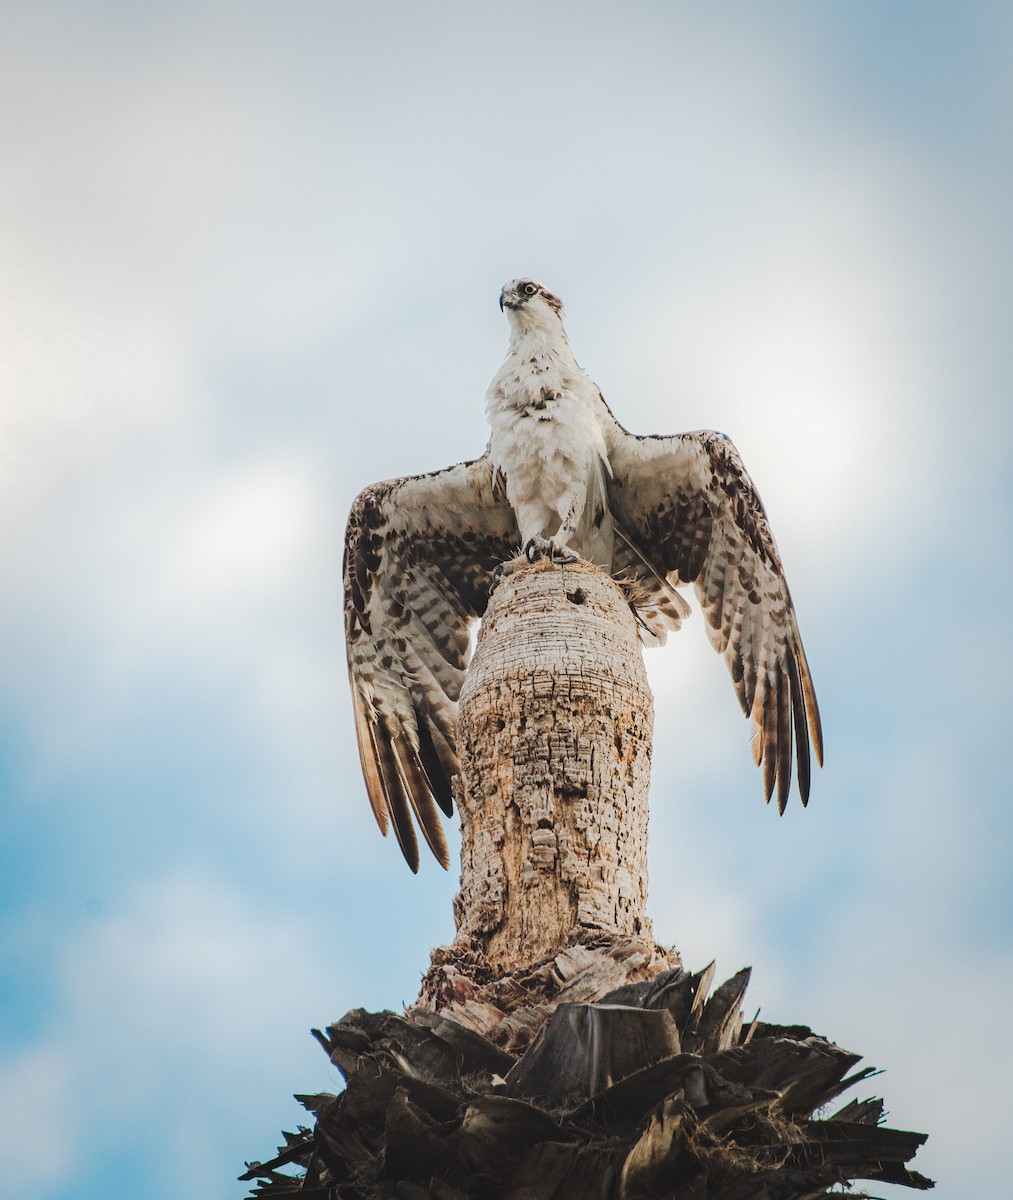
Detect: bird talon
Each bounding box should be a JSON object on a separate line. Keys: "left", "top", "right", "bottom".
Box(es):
{"left": 550, "top": 542, "right": 580, "bottom": 565}
{"left": 523, "top": 536, "right": 580, "bottom": 565}
{"left": 489, "top": 555, "right": 525, "bottom": 595}
{"left": 489, "top": 561, "right": 508, "bottom": 595}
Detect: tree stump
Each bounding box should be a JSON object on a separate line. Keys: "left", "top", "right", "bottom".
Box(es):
{"left": 416, "top": 558, "right": 679, "bottom": 1038}
{"left": 453, "top": 558, "right": 655, "bottom": 967}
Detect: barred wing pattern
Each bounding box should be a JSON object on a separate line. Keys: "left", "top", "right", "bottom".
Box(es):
{"left": 343, "top": 456, "right": 519, "bottom": 871}
{"left": 603, "top": 424, "right": 823, "bottom": 812}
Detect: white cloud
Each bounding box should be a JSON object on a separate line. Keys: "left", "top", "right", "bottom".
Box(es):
{"left": 152, "top": 458, "right": 323, "bottom": 623}
{"left": 0, "top": 867, "right": 347, "bottom": 1200}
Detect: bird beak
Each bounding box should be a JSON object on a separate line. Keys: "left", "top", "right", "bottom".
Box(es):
{"left": 499, "top": 290, "right": 506, "bottom": 311}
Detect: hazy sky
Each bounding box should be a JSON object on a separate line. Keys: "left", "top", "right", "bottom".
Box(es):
{"left": 2, "top": 3, "right": 1011, "bottom": 1197}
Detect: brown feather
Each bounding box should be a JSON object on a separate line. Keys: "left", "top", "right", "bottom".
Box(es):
{"left": 371, "top": 720, "right": 420, "bottom": 874}
{"left": 761, "top": 678, "right": 778, "bottom": 804}
{"left": 788, "top": 655, "right": 811, "bottom": 806}
{"left": 775, "top": 668, "right": 792, "bottom": 815}
{"left": 351, "top": 689, "right": 389, "bottom": 836}
{"left": 415, "top": 710, "right": 455, "bottom": 818}
{"left": 343, "top": 457, "right": 518, "bottom": 869}
{"left": 602, "top": 420, "right": 821, "bottom": 812}
{"left": 391, "top": 732, "right": 451, "bottom": 870}
{"left": 796, "top": 634, "right": 824, "bottom": 767}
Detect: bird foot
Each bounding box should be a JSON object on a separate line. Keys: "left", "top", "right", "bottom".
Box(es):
{"left": 524, "top": 536, "right": 580, "bottom": 565}
{"left": 489, "top": 558, "right": 521, "bottom": 596}
{"left": 489, "top": 539, "right": 581, "bottom": 596}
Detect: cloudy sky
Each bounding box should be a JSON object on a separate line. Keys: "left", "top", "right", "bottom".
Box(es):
{"left": 2, "top": 2, "right": 1011, "bottom": 1196}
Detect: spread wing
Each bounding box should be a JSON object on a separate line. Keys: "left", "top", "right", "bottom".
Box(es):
{"left": 343, "top": 455, "right": 519, "bottom": 870}
{"left": 603, "top": 421, "right": 823, "bottom": 812}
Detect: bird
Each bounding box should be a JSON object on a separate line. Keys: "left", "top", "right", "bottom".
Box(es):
{"left": 343, "top": 278, "right": 823, "bottom": 871}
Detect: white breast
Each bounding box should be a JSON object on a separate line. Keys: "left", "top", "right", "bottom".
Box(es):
{"left": 485, "top": 339, "right": 612, "bottom": 558}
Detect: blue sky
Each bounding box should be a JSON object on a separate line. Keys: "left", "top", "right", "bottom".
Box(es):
{"left": 1, "top": 3, "right": 1011, "bottom": 1196}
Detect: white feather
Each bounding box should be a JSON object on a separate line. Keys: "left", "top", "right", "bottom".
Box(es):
{"left": 486, "top": 281, "right": 613, "bottom": 565}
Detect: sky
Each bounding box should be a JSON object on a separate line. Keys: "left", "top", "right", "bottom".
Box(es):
{"left": 1, "top": 2, "right": 1011, "bottom": 1196}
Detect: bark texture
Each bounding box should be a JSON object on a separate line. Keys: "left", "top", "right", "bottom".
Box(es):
{"left": 452, "top": 558, "right": 655, "bottom": 969}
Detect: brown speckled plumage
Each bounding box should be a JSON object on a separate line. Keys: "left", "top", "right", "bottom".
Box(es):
{"left": 344, "top": 282, "right": 823, "bottom": 869}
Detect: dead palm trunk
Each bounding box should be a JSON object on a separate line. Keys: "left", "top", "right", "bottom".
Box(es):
{"left": 415, "top": 558, "right": 680, "bottom": 1041}
{"left": 244, "top": 562, "right": 932, "bottom": 1198}
{"left": 454, "top": 558, "right": 657, "bottom": 963}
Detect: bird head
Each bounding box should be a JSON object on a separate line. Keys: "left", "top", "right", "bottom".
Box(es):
{"left": 499, "top": 279, "right": 564, "bottom": 320}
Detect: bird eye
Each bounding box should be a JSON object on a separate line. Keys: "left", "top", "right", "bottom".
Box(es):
{"left": 523, "top": 282, "right": 538, "bottom": 296}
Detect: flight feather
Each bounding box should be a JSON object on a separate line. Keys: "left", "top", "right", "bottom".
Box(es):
{"left": 343, "top": 457, "right": 518, "bottom": 871}
{"left": 600, "top": 417, "right": 823, "bottom": 812}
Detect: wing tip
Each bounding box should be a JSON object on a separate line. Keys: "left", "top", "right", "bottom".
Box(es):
{"left": 753, "top": 656, "right": 822, "bottom": 814}
{"left": 349, "top": 673, "right": 458, "bottom": 872}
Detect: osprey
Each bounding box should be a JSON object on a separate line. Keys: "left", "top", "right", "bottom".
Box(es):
{"left": 344, "top": 279, "right": 823, "bottom": 871}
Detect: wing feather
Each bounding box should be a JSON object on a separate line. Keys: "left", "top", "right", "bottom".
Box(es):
{"left": 602, "top": 420, "right": 822, "bottom": 808}
{"left": 371, "top": 719, "right": 420, "bottom": 871}
{"left": 414, "top": 709, "right": 455, "bottom": 817}
{"left": 788, "top": 653, "right": 811, "bottom": 805}
{"left": 343, "top": 455, "right": 518, "bottom": 869}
